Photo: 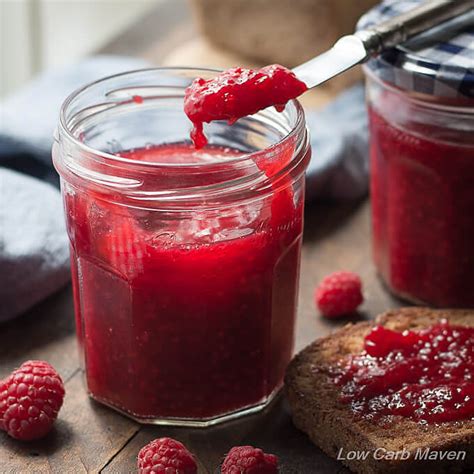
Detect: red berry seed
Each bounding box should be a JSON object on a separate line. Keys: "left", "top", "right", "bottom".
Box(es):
{"left": 315, "top": 271, "right": 363, "bottom": 318}
{"left": 0, "top": 360, "right": 65, "bottom": 441}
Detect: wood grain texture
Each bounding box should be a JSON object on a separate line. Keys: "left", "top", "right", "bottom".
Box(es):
{"left": 99, "top": 0, "right": 193, "bottom": 59}
{"left": 0, "top": 369, "right": 139, "bottom": 473}
{"left": 0, "top": 200, "right": 403, "bottom": 473}
{"left": 0, "top": 285, "right": 78, "bottom": 382}
{"left": 297, "top": 199, "right": 402, "bottom": 352}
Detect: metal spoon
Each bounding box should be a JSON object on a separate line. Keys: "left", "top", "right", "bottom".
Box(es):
{"left": 293, "top": 0, "right": 474, "bottom": 88}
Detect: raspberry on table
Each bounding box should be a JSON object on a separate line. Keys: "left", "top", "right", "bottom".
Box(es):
{"left": 137, "top": 437, "right": 197, "bottom": 474}
{"left": 315, "top": 271, "right": 363, "bottom": 318}
{"left": 0, "top": 360, "right": 65, "bottom": 441}
{"left": 221, "top": 445, "right": 278, "bottom": 474}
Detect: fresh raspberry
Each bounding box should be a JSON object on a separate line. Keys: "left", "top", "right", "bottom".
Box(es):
{"left": 137, "top": 437, "right": 197, "bottom": 474}
{"left": 0, "top": 360, "right": 65, "bottom": 441}
{"left": 315, "top": 271, "right": 363, "bottom": 318}
{"left": 221, "top": 446, "right": 278, "bottom": 474}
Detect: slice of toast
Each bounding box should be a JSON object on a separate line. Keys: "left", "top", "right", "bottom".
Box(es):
{"left": 285, "top": 308, "right": 474, "bottom": 474}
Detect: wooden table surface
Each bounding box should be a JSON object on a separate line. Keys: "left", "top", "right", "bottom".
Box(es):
{"left": 0, "top": 199, "right": 403, "bottom": 474}
{"left": 0, "top": 2, "right": 403, "bottom": 472}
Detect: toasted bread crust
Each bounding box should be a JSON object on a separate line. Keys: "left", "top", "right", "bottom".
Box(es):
{"left": 285, "top": 308, "right": 474, "bottom": 474}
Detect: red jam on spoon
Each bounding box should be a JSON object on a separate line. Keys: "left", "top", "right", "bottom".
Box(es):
{"left": 184, "top": 65, "right": 308, "bottom": 148}
{"left": 334, "top": 321, "right": 474, "bottom": 423}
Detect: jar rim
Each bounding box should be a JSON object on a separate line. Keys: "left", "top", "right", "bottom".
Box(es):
{"left": 58, "top": 66, "right": 307, "bottom": 169}
{"left": 55, "top": 67, "right": 310, "bottom": 208}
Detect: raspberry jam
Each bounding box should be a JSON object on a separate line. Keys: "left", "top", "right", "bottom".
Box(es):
{"left": 184, "top": 65, "right": 307, "bottom": 148}
{"left": 65, "top": 143, "right": 304, "bottom": 421}
{"left": 335, "top": 322, "right": 474, "bottom": 423}
{"left": 367, "top": 74, "right": 474, "bottom": 307}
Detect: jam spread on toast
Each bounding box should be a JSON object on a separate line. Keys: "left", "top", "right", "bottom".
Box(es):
{"left": 335, "top": 322, "right": 474, "bottom": 423}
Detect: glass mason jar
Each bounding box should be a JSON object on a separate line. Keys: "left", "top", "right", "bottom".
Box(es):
{"left": 365, "top": 68, "right": 474, "bottom": 307}
{"left": 360, "top": 0, "right": 474, "bottom": 308}
{"left": 53, "top": 68, "right": 310, "bottom": 426}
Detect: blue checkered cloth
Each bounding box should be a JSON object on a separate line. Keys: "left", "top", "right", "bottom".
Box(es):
{"left": 358, "top": 0, "right": 474, "bottom": 98}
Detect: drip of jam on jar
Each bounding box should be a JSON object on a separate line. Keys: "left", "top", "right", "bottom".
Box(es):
{"left": 184, "top": 65, "right": 307, "bottom": 148}
{"left": 333, "top": 322, "right": 474, "bottom": 423}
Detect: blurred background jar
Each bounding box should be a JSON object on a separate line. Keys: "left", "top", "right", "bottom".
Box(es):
{"left": 359, "top": 1, "right": 474, "bottom": 307}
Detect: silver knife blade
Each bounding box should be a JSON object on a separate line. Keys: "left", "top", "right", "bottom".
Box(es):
{"left": 292, "top": 35, "right": 368, "bottom": 89}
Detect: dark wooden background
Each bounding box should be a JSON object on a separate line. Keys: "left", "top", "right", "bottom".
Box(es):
{"left": 0, "top": 1, "right": 402, "bottom": 472}
{"left": 0, "top": 200, "right": 402, "bottom": 473}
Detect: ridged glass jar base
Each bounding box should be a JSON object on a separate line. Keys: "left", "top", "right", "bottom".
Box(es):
{"left": 88, "top": 386, "right": 282, "bottom": 427}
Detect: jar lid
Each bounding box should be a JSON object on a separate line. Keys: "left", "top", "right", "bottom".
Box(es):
{"left": 357, "top": 0, "right": 474, "bottom": 99}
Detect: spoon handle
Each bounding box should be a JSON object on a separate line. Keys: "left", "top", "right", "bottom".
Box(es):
{"left": 356, "top": 0, "right": 474, "bottom": 54}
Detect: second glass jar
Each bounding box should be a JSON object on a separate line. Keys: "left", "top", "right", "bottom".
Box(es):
{"left": 366, "top": 71, "right": 474, "bottom": 307}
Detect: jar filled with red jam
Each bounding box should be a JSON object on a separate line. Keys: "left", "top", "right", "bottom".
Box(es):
{"left": 53, "top": 68, "right": 310, "bottom": 425}
{"left": 360, "top": 1, "right": 474, "bottom": 307}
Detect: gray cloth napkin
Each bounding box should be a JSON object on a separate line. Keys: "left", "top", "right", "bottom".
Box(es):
{"left": 306, "top": 84, "right": 369, "bottom": 200}
{"left": 0, "top": 56, "right": 368, "bottom": 322}
{"left": 0, "top": 56, "right": 150, "bottom": 322}
{"left": 0, "top": 169, "right": 70, "bottom": 320}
